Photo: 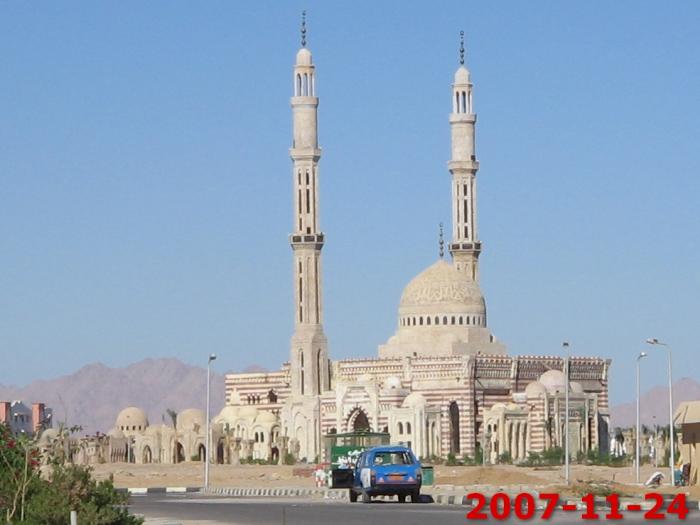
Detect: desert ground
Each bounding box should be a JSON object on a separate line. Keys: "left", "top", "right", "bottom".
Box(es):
{"left": 91, "top": 462, "right": 692, "bottom": 498}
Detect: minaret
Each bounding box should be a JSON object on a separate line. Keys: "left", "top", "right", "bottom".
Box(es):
{"left": 289, "top": 12, "right": 329, "bottom": 397}
{"left": 449, "top": 31, "right": 481, "bottom": 281}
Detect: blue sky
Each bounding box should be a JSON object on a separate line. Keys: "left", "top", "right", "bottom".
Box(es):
{"left": 1, "top": 1, "right": 698, "bottom": 406}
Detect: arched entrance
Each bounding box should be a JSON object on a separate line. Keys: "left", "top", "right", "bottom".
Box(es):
{"left": 449, "top": 401, "right": 460, "bottom": 454}
{"left": 174, "top": 442, "right": 185, "bottom": 463}
{"left": 348, "top": 408, "right": 371, "bottom": 432}
{"left": 197, "top": 444, "right": 206, "bottom": 462}
{"left": 217, "top": 440, "right": 225, "bottom": 464}
{"left": 142, "top": 445, "right": 152, "bottom": 464}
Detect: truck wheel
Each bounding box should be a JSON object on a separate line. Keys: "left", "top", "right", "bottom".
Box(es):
{"left": 398, "top": 494, "right": 406, "bottom": 503}
{"left": 361, "top": 490, "right": 371, "bottom": 503}
{"left": 349, "top": 489, "right": 357, "bottom": 503}
{"left": 411, "top": 490, "right": 420, "bottom": 503}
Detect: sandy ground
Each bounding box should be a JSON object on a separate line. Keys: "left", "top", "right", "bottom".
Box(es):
{"left": 92, "top": 462, "right": 688, "bottom": 497}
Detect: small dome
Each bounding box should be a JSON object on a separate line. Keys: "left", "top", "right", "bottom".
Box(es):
{"left": 402, "top": 392, "right": 427, "bottom": 408}
{"left": 177, "top": 408, "right": 205, "bottom": 431}
{"left": 238, "top": 406, "right": 259, "bottom": 419}
{"left": 399, "top": 260, "right": 485, "bottom": 315}
{"left": 38, "top": 428, "right": 59, "bottom": 445}
{"left": 525, "top": 381, "right": 547, "bottom": 398}
{"left": 385, "top": 376, "right": 401, "bottom": 389}
{"left": 255, "top": 411, "right": 278, "bottom": 425}
{"left": 539, "top": 370, "right": 567, "bottom": 393}
{"left": 296, "top": 48, "right": 312, "bottom": 66}
{"left": 144, "top": 425, "right": 161, "bottom": 437}
{"left": 115, "top": 407, "right": 149, "bottom": 431}
{"left": 107, "top": 427, "right": 124, "bottom": 439}
{"left": 454, "top": 65, "right": 470, "bottom": 84}
{"left": 570, "top": 381, "right": 584, "bottom": 393}
{"left": 216, "top": 405, "right": 240, "bottom": 424}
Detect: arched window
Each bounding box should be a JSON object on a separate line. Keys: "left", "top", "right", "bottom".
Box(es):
{"left": 467, "top": 316, "right": 470, "bottom": 325}
{"left": 412, "top": 317, "right": 416, "bottom": 325}
{"left": 300, "top": 350, "right": 305, "bottom": 395}
{"left": 303, "top": 73, "right": 308, "bottom": 95}
{"left": 459, "top": 316, "right": 463, "bottom": 325}
{"left": 443, "top": 316, "right": 448, "bottom": 325}
{"left": 426, "top": 317, "right": 431, "bottom": 325}
{"left": 449, "top": 401, "right": 460, "bottom": 454}
{"left": 296, "top": 74, "right": 301, "bottom": 96}
{"left": 455, "top": 92, "right": 460, "bottom": 113}
{"left": 434, "top": 316, "right": 439, "bottom": 325}
{"left": 317, "top": 349, "right": 322, "bottom": 393}
{"left": 310, "top": 73, "right": 315, "bottom": 96}
{"left": 398, "top": 422, "right": 404, "bottom": 434}
{"left": 406, "top": 422, "right": 412, "bottom": 435}
{"left": 451, "top": 316, "right": 456, "bottom": 325}
{"left": 461, "top": 91, "right": 467, "bottom": 113}
{"left": 419, "top": 317, "right": 423, "bottom": 326}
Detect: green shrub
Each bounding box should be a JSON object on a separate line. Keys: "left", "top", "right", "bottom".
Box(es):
{"left": 0, "top": 423, "right": 142, "bottom": 524}
{"left": 497, "top": 451, "right": 512, "bottom": 464}
{"left": 445, "top": 453, "right": 458, "bottom": 466}
{"left": 282, "top": 453, "right": 296, "bottom": 465}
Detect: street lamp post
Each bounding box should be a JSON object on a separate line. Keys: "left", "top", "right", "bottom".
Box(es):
{"left": 205, "top": 353, "right": 217, "bottom": 490}
{"left": 646, "top": 338, "right": 674, "bottom": 486}
{"left": 636, "top": 351, "right": 647, "bottom": 483}
{"left": 562, "top": 341, "right": 570, "bottom": 485}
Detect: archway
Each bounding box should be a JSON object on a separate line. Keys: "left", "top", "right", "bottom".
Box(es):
{"left": 197, "top": 444, "right": 206, "bottom": 462}
{"left": 217, "top": 440, "right": 225, "bottom": 464}
{"left": 348, "top": 408, "right": 371, "bottom": 432}
{"left": 449, "top": 401, "right": 460, "bottom": 454}
{"left": 142, "top": 445, "right": 152, "bottom": 464}
{"left": 174, "top": 442, "right": 185, "bottom": 464}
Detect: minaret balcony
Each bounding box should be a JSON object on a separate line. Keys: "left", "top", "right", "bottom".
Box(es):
{"left": 449, "top": 113, "right": 476, "bottom": 124}
{"left": 289, "top": 147, "right": 322, "bottom": 161}
{"left": 450, "top": 241, "right": 482, "bottom": 253}
{"left": 290, "top": 233, "right": 325, "bottom": 248}
{"left": 448, "top": 159, "right": 479, "bottom": 172}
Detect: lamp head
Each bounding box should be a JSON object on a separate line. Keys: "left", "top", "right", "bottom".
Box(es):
{"left": 208, "top": 353, "right": 217, "bottom": 362}
{"left": 638, "top": 351, "right": 648, "bottom": 360}
{"left": 562, "top": 341, "right": 570, "bottom": 348}
{"left": 646, "top": 338, "right": 659, "bottom": 345}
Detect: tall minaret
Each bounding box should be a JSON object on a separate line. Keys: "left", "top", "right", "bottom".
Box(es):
{"left": 289, "top": 12, "right": 329, "bottom": 397}
{"left": 449, "top": 31, "right": 481, "bottom": 282}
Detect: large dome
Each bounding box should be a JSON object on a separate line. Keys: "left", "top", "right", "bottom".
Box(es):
{"left": 115, "top": 407, "right": 148, "bottom": 432}
{"left": 399, "top": 260, "right": 485, "bottom": 317}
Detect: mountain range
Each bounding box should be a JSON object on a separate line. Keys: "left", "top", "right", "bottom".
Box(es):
{"left": 1, "top": 358, "right": 697, "bottom": 434}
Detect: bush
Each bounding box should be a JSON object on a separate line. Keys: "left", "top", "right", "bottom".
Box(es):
{"left": 497, "top": 451, "right": 512, "bottom": 465}
{"left": 282, "top": 453, "right": 296, "bottom": 465}
{"left": 0, "top": 423, "right": 143, "bottom": 524}
{"left": 541, "top": 446, "right": 564, "bottom": 465}
{"left": 445, "top": 453, "right": 458, "bottom": 466}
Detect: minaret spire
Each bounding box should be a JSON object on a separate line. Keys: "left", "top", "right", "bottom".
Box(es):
{"left": 448, "top": 34, "right": 481, "bottom": 281}
{"left": 289, "top": 24, "right": 329, "bottom": 404}
{"left": 301, "top": 10, "right": 307, "bottom": 47}
{"left": 439, "top": 222, "right": 445, "bottom": 259}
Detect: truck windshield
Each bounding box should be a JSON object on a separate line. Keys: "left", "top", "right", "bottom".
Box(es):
{"left": 373, "top": 452, "right": 413, "bottom": 465}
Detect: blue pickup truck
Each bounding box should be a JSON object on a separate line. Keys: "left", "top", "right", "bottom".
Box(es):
{"left": 347, "top": 445, "right": 422, "bottom": 503}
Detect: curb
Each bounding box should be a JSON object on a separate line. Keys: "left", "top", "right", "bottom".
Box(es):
{"left": 118, "top": 487, "right": 200, "bottom": 495}
{"left": 125, "top": 486, "right": 700, "bottom": 511}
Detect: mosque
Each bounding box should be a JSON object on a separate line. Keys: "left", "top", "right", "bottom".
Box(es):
{"left": 218, "top": 21, "right": 612, "bottom": 465}
{"left": 71, "top": 21, "right": 610, "bottom": 467}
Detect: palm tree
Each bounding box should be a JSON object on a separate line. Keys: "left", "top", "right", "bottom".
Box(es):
{"left": 166, "top": 409, "right": 177, "bottom": 430}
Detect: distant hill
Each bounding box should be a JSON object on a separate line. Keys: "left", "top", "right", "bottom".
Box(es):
{"left": 0, "top": 358, "right": 229, "bottom": 435}
{"left": 610, "top": 377, "right": 700, "bottom": 428}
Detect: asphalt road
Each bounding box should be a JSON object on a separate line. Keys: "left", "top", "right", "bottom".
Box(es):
{"left": 129, "top": 493, "right": 697, "bottom": 525}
